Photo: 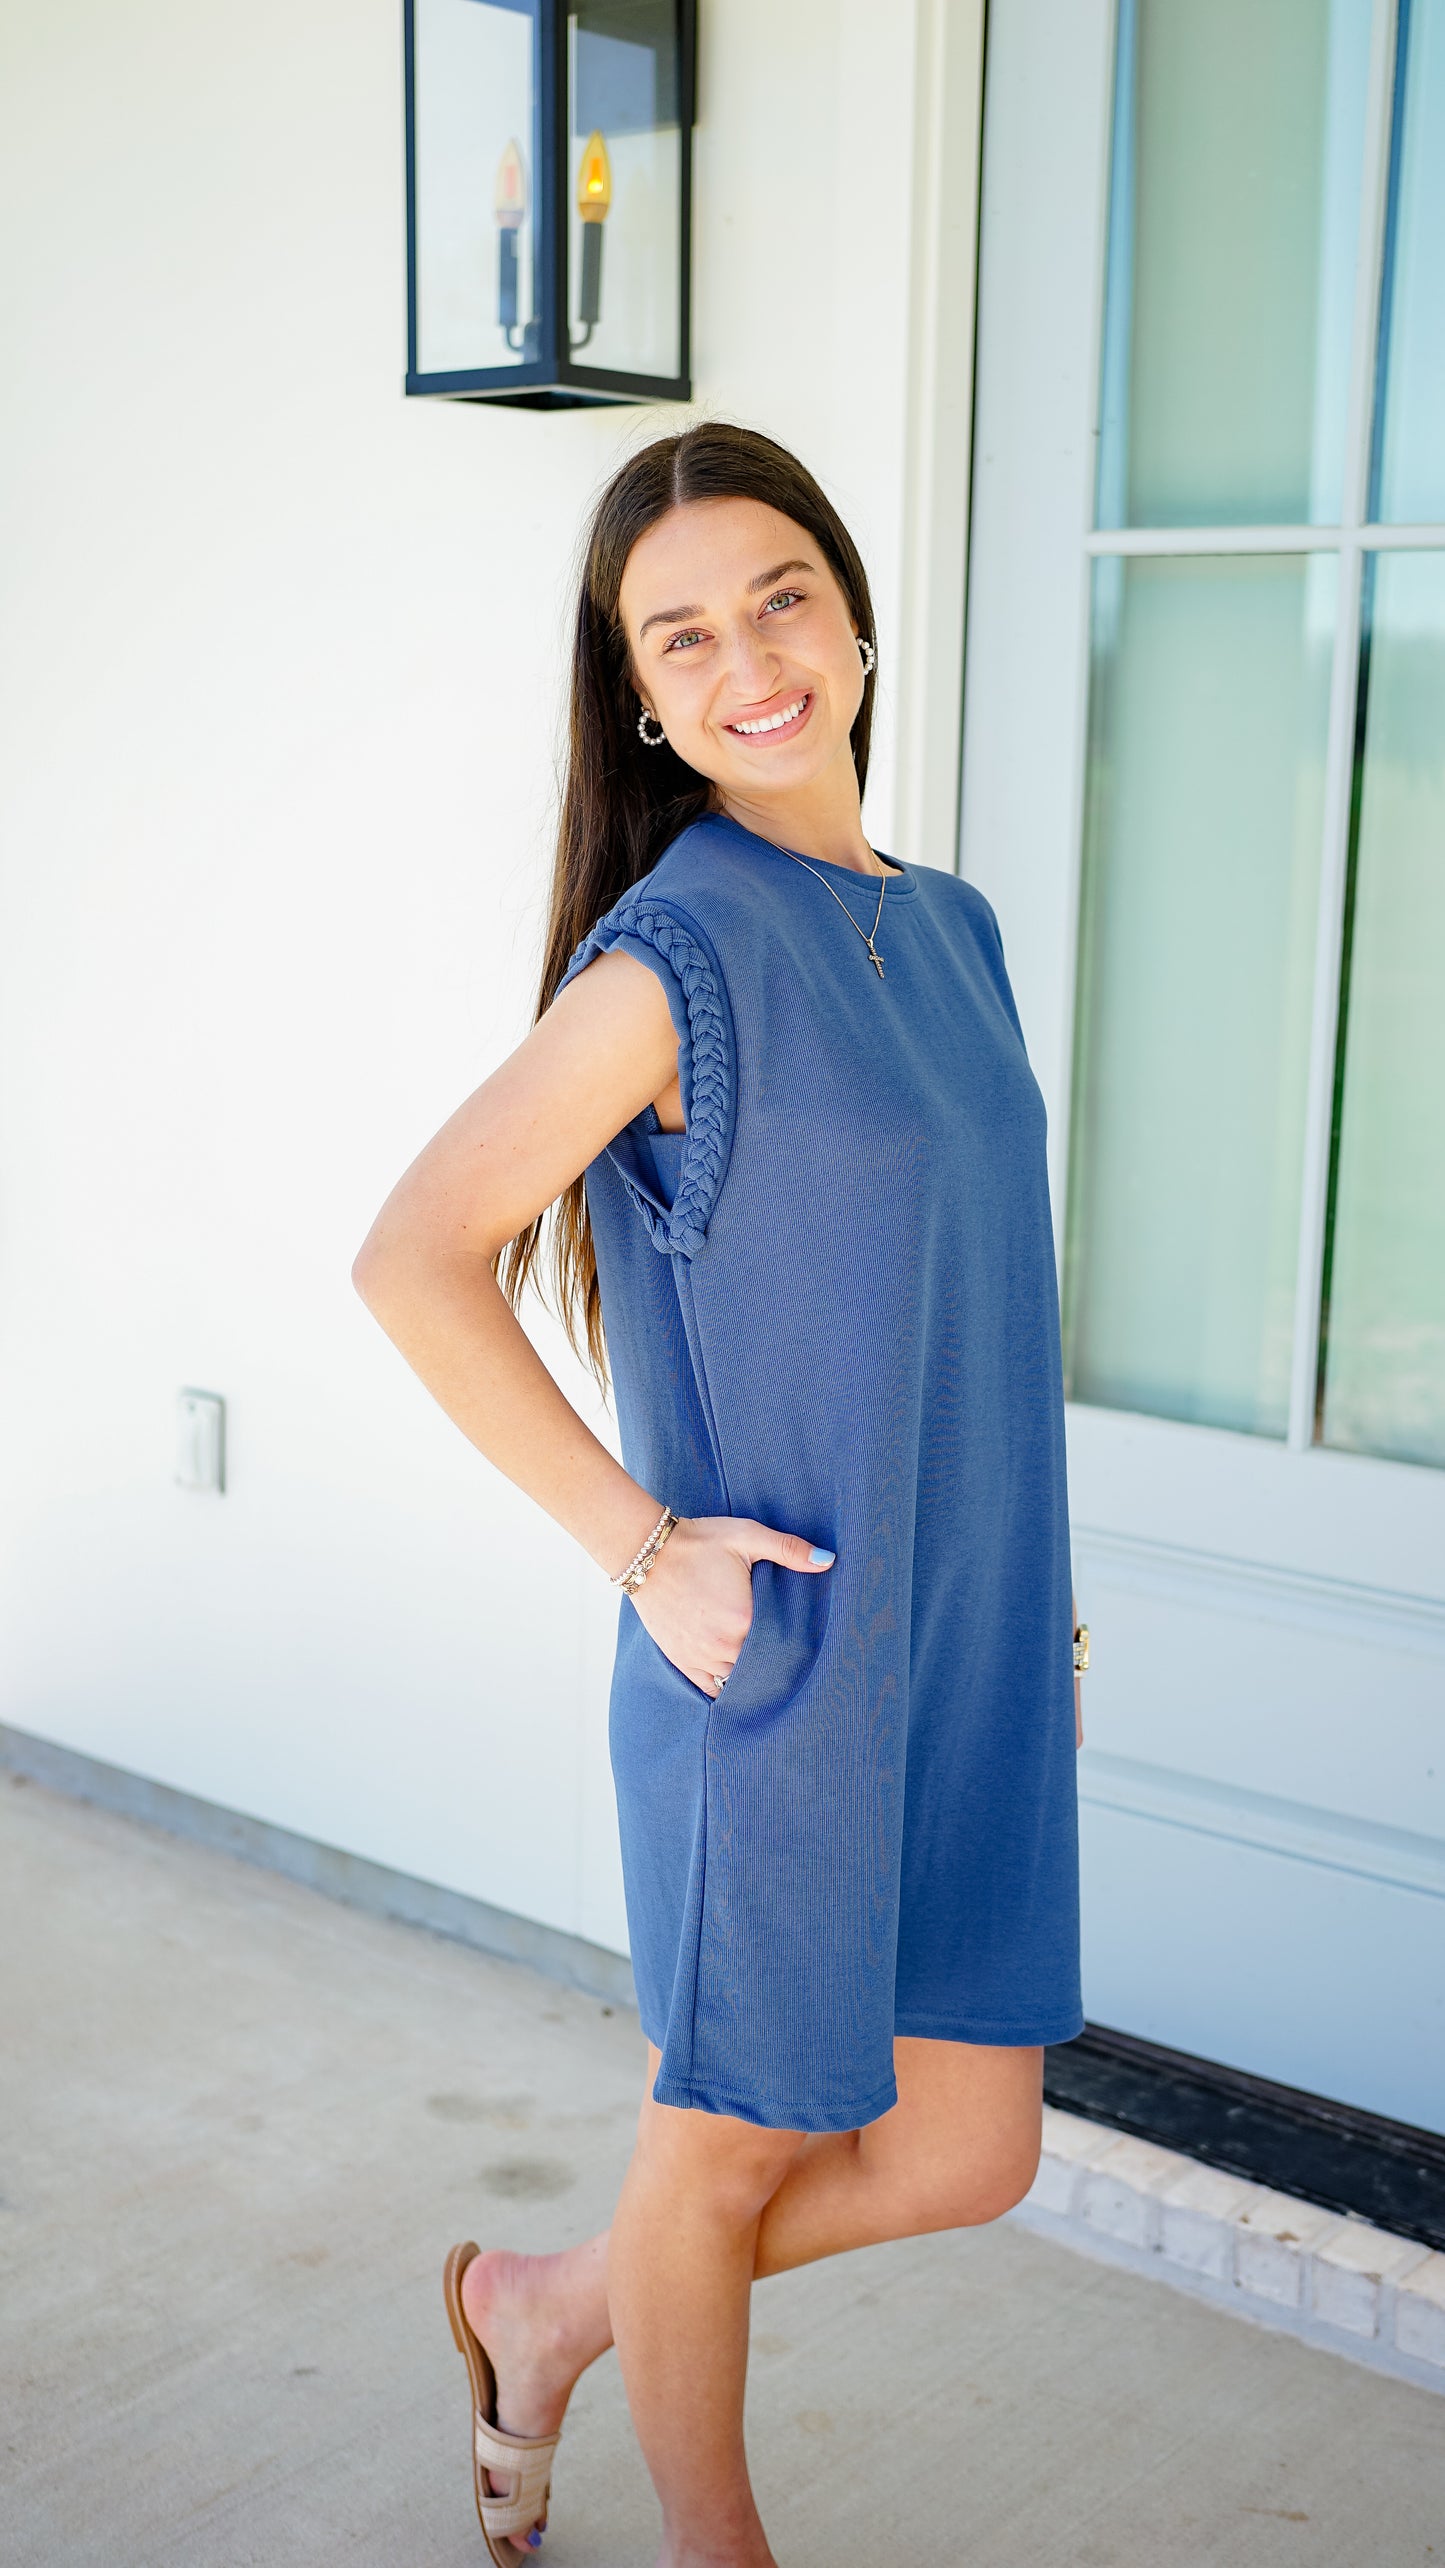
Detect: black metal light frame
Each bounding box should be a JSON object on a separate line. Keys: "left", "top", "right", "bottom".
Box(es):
{"left": 403, "top": 0, "right": 696, "bottom": 409}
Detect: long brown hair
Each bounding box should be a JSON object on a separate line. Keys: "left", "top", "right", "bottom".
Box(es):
{"left": 496, "top": 419, "right": 878, "bottom": 1389}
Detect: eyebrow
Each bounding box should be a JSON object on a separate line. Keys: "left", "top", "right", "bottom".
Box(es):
{"left": 636, "top": 557, "right": 818, "bottom": 642}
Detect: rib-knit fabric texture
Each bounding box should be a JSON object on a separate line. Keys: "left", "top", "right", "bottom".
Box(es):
{"left": 557, "top": 810, "right": 1084, "bottom": 2131}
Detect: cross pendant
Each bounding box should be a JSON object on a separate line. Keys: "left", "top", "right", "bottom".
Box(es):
{"left": 867, "top": 945, "right": 886, "bottom": 978}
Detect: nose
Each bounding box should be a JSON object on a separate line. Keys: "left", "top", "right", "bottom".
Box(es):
{"left": 722, "top": 617, "right": 782, "bottom": 697}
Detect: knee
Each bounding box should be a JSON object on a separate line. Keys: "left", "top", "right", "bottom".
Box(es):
{"left": 905, "top": 2125, "right": 1042, "bottom": 2235}
{"left": 959, "top": 2127, "right": 1041, "bottom": 2225}
{"left": 634, "top": 2104, "right": 806, "bottom": 2225}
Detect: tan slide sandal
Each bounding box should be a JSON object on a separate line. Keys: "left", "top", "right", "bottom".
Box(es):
{"left": 444, "top": 2240, "right": 562, "bottom": 2563}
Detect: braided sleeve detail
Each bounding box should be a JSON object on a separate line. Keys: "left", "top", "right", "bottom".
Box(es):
{"left": 558, "top": 895, "right": 736, "bottom": 1258}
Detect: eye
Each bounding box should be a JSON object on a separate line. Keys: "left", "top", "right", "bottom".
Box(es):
{"left": 664, "top": 627, "right": 706, "bottom": 652}
{"left": 762, "top": 587, "right": 804, "bottom": 614}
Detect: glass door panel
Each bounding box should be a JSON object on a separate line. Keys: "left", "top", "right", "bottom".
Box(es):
{"left": 1373, "top": 0, "right": 1445, "bottom": 520}
{"left": 1063, "top": 554, "right": 1336, "bottom": 1432}
{"left": 1320, "top": 550, "right": 1445, "bottom": 1465}
{"left": 1097, "top": 0, "right": 1373, "bottom": 529}
{"left": 566, "top": 4, "right": 682, "bottom": 381}
{"left": 414, "top": 0, "right": 541, "bottom": 375}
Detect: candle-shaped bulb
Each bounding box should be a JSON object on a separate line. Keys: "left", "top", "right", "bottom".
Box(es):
{"left": 495, "top": 138, "right": 527, "bottom": 228}
{"left": 576, "top": 129, "right": 612, "bottom": 221}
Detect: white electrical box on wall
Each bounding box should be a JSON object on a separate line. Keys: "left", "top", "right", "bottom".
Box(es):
{"left": 176, "top": 1389, "right": 226, "bottom": 1493}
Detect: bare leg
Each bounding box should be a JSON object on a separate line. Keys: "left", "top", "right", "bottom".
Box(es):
{"left": 460, "top": 2038, "right": 1042, "bottom": 2559}
{"left": 607, "top": 2095, "right": 805, "bottom": 2567}
{"left": 754, "top": 2035, "right": 1043, "bottom": 2272}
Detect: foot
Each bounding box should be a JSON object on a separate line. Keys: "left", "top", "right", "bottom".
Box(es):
{"left": 460, "top": 2238, "right": 613, "bottom": 2549}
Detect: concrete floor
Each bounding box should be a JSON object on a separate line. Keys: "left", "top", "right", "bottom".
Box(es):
{"left": 3, "top": 1778, "right": 1442, "bottom": 2568}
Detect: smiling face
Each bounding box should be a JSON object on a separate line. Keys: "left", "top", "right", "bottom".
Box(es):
{"left": 617, "top": 496, "right": 868, "bottom": 822}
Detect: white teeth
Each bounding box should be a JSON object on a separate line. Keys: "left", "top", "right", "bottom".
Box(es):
{"left": 731, "top": 694, "right": 808, "bottom": 736}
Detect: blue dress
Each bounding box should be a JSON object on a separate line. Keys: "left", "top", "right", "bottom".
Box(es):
{"left": 557, "top": 810, "right": 1083, "bottom": 2132}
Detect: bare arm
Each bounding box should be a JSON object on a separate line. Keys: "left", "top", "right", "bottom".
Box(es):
{"left": 353, "top": 948, "right": 675, "bottom": 1578}
{"left": 352, "top": 948, "right": 832, "bottom": 1696}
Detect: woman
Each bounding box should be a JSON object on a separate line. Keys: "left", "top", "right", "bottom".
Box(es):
{"left": 352, "top": 419, "right": 1086, "bottom": 2568}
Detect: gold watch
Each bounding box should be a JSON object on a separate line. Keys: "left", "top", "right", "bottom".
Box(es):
{"left": 1073, "top": 1621, "right": 1090, "bottom": 1676}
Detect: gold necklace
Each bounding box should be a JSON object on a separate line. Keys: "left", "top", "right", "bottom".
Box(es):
{"left": 776, "top": 840, "right": 890, "bottom": 978}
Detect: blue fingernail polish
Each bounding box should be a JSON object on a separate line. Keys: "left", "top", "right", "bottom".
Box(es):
{"left": 810, "top": 1546, "right": 835, "bottom": 1565}
{"left": 527, "top": 2534, "right": 543, "bottom": 2549}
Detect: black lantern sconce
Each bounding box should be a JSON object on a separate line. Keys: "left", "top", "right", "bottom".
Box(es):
{"left": 404, "top": 0, "right": 696, "bottom": 409}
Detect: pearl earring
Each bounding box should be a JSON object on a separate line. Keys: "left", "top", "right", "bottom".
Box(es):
{"left": 637, "top": 706, "right": 666, "bottom": 747}
{"left": 857, "top": 636, "right": 876, "bottom": 676}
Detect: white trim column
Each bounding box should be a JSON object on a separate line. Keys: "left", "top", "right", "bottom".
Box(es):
{"left": 893, "top": 0, "right": 987, "bottom": 875}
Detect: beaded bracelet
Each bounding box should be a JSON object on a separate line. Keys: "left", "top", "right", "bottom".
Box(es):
{"left": 610, "top": 1504, "right": 679, "bottom": 1595}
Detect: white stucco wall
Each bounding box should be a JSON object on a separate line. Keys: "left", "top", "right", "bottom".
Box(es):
{"left": 0, "top": 0, "right": 938, "bottom": 1954}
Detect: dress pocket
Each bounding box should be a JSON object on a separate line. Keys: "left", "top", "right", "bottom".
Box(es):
{"left": 617, "top": 1560, "right": 829, "bottom": 1723}
{"left": 635, "top": 1615, "right": 713, "bottom": 1704}
{"left": 717, "top": 1560, "right": 828, "bottom": 1724}
{"left": 610, "top": 1611, "right": 714, "bottom": 1812}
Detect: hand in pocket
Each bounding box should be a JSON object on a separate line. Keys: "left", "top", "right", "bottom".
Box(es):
{"left": 633, "top": 1514, "right": 835, "bottom": 1699}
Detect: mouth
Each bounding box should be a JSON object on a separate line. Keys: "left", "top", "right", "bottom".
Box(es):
{"left": 723, "top": 689, "right": 815, "bottom": 744}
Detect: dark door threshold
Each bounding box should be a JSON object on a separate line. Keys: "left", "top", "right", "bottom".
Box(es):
{"left": 1044, "top": 2024, "right": 1445, "bottom": 2255}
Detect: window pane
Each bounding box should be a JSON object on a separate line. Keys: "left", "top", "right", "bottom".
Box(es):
{"left": 1097, "top": 0, "right": 1372, "bottom": 529}
{"left": 1320, "top": 553, "right": 1445, "bottom": 1467}
{"left": 1373, "top": 0, "right": 1445, "bottom": 522}
{"left": 567, "top": 3, "right": 680, "bottom": 381}
{"left": 1064, "top": 555, "right": 1337, "bottom": 1432}
{"left": 414, "top": 0, "right": 541, "bottom": 376}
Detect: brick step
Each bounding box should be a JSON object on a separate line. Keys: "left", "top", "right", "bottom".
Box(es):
{"left": 1011, "top": 2106, "right": 1445, "bottom": 2393}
